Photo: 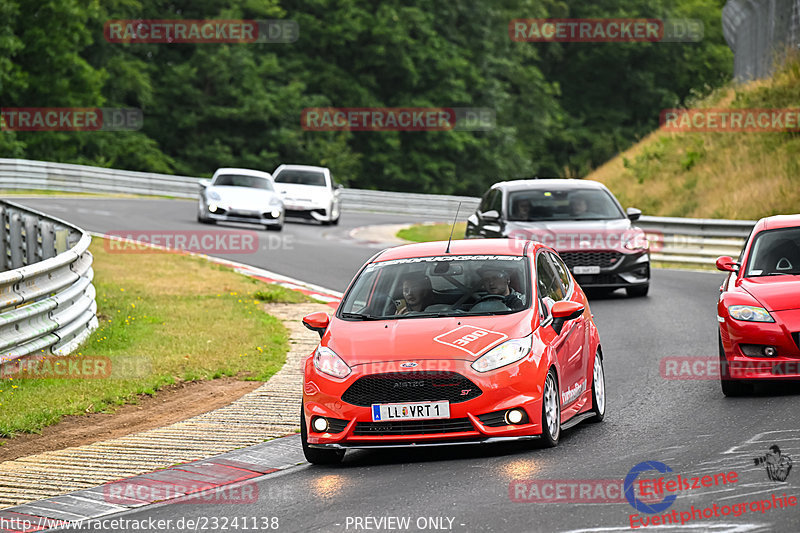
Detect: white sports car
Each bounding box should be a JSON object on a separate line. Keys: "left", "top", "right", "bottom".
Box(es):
{"left": 273, "top": 164, "right": 342, "bottom": 225}
{"left": 197, "top": 168, "right": 285, "bottom": 231}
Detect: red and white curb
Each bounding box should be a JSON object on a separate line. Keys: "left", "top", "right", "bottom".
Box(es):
{"left": 207, "top": 256, "right": 342, "bottom": 309}
{"left": 0, "top": 436, "right": 305, "bottom": 532}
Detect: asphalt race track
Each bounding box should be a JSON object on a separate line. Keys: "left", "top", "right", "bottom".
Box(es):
{"left": 15, "top": 197, "right": 800, "bottom": 533}
{"left": 17, "top": 196, "right": 437, "bottom": 292}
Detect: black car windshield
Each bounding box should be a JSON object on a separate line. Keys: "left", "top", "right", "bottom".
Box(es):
{"left": 213, "top": 174, "right": 274, "bottom": 190}
{"left": 339, "top": 255, "right": 530, "bottom": 319}
{"left": 508, "top": 188, "right": 624, "bottom": 221}
{"left": 274, "top": 170, "right": 326, "bottom": 186}
{"left": 745, "top": 227, "right": 800, "bottom": 276}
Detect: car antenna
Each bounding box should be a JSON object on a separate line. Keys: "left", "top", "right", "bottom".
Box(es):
{"left": 445, "top": 202, "right": 462, "bottom": 254}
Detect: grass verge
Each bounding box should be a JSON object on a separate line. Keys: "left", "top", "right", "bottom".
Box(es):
{"left": 0, "top": 189, "right": 168, "bottom": 199}
{"left": 588, "top": 53, "right": 800, "bottom": 220}
{"left": 397, "top": 222, "right": 467, "bottom": 242}
{"left": 0, "top": 238, "right": 311, "bottom": 438}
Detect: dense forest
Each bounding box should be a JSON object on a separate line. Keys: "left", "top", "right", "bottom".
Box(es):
{"left": 0, "top": 0, "right": 731, "bottom": 195}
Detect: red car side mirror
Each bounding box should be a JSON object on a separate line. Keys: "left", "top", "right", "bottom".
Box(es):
{"left": 715, "top": 256, "right": 739, "bottom": 273}
{"left": 302, "top": 312, "right": 330, "bottom": 338}
{"left": 551, "top": 301, "right": 585, "bottom": 335}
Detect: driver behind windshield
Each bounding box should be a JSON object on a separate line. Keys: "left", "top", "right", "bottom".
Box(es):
{"left": 569, "top": 194, "right": 590, "bottom": 216}
{"left": 478, "top": 267, "right": 524, "bottom": 311}
{"left": 513, "top": 199, "right": 532, "bottom": 221}
{"left": 396, "top": 272, "right": 434, "bottom": 314}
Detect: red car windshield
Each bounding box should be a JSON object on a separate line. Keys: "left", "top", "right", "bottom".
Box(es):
{"left": 340, "top": 255, "right": 530, "bottom": 318}
{"left": 745, "top": 227, "right": 800, "bottom": 276}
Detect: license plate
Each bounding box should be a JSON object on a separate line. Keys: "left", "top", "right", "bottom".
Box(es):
{"left": 573, "top": 265, "right": 600, "bottom": 274}
{"left": 371, "top": 401, "right": 450, "bottom": 421}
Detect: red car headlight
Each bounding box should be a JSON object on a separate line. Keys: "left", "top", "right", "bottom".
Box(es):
{"left": 471, "top": 336, "right": 532, "bottom": 373}
{"left": 313, "top": 346, "right": 351, "bottom": 378}
{"left": 728, "top": 305, "right": 774, "bottom": 323}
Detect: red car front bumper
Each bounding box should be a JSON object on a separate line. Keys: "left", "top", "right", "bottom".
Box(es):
{"left": 302, "top": 356, "right": 554, "bottom": 448}
{"left": 719, "top": 308, "right": 800, "bottom": 380}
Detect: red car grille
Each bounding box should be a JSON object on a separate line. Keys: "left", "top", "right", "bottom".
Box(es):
{"left": 353, "top": 418, "right": 474, "bottom": 436}
{"left": 341, "top": 371, "right": 482, "bottom": 407}
{"left": 560, "top": 251, "right": 622, "bottom": 268}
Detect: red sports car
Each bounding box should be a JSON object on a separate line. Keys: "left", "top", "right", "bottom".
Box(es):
{"left": 300, "top": 238, "right": 605, "bottom": 464}
{"left": 716, "top": 214, "right": 800, "bottom": 396}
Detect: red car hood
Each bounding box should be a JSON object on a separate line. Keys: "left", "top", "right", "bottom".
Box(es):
{"left": 741, "top": 276, "right": 800, "bottom": 312}
{"left": 326, "top": 313, "right": 534, "bottom": 366}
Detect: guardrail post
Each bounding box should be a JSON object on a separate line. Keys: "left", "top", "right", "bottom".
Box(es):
{"left": 55, "top": 227, "right": 69, "bottom": 254}
{"left": 40, "top": 220, "right": 56, "bottom": 260}
{"left": 0, "top": 204, "right": 6, "bottom": 271}
{"left": 24, "top": 213, "right": 39, "bottom": 264}
{"left": 8, "top": 211, "right": 24, "bottom": 269}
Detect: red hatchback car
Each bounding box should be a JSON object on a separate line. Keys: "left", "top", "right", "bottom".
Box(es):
{"left": 716, "top": 215, "right": 800, "bottom": 396}
{"left": 300, "top": 239, "right": 606, "bottom": 464}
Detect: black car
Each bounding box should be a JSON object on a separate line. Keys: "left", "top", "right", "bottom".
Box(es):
{"left": 465, "top": 179, "right": 650, "bottom": 297}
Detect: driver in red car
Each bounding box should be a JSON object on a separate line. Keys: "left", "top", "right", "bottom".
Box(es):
{"left": 396, "top": 272, "right": 435, "bottom": 314}
{"left": 479, "top": 267, "right": 524, "bottom": 311}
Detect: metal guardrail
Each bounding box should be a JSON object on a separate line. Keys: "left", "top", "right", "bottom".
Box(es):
{"left": 0, "top": 200, "right": 97, "bottom": 366}
{"left": 0, "top": 158, "right": 199, "bottom": 198}
{"left": 0, "top": 157, "right": 758, "bottom": 266}
{"left": 341, "top": 188, "right": 479, "bottom": 218}
{"left": 637, "top": 216, "right": 753, "bottom": 266}
{"left": 0, "top": 158, "right": 478, "bottom": 216}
